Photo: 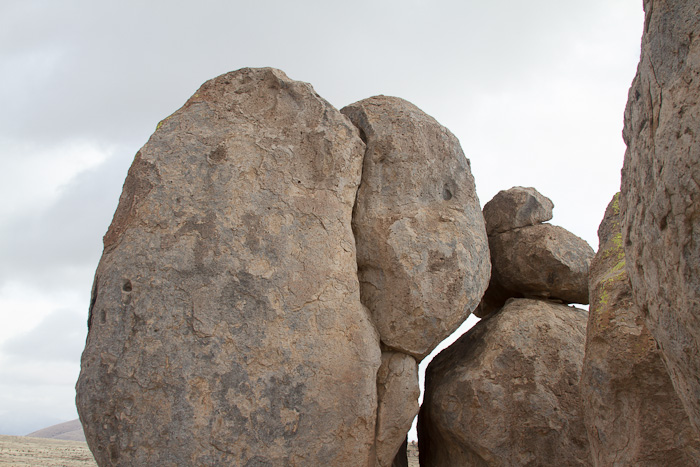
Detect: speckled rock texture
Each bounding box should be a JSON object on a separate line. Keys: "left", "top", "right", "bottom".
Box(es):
{"left": 581, "top": 194, "right": 700, "bottom": 466}
{"left": 476, "top": 224, "right": 593, "bottom": 318}
{"left": 621, "top": 0, "right": 700, "bottom": 433}
{"left": 76, "top": 68, "right": 382, "bottom": 466}
{"left": 482, "top": 186, "right": 554, "bottom": 235}
{"left": 418, "top": 298, "right": 591, "bottom": 467}
{"left": 375, "top": 352, "right": 420, "bottom": 467}
{"left": 341, "top": 96, "right": 491, "bottom": 359}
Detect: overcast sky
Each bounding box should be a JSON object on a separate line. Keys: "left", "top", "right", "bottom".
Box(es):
{"left": 0, "top": 0, "right": 643, "bottom": 436}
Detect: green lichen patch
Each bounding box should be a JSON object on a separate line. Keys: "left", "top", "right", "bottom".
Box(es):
{"left": 612, "top": 192, "right": 620, "bottom": 215}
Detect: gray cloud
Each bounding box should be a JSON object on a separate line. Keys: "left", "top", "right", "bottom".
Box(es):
{"left": 0, "top": 310, "right": 84, "bottom": 435}
{"left": 2, "top": 309, "right": 87, "bottom": 363}
{"left": 0, "top": 0, "right": 633, "bottom": 147}
{"left": 0, "top": 150, "right": 133, "bottom": 290}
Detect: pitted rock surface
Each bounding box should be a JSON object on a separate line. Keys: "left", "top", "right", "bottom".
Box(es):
{"left": 76, "top": 68, "right": 381, "bottom": 466}
{"left": 342, "top": 96, "right": 490, "bottom": 359}
{"left": 487, "top": 224, "right": 593, "bottom": 305}
{"left": 621, "top": 0, "right": 700, "bottom": 432}
{"left": 581, "top": 194, "right": 700, "bottom": 466}
{"left": 473, "top": 224, "right": 594, "bottom": 319}
{"left": 418, "top": 298, "right": 590, "bottom": 467}
{"left": 482, "top": 186, "right": 554, "bottom": 235}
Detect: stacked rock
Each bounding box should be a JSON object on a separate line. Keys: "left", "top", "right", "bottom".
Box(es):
{"left": 476, "top": 187, "right": 593, "bottom": 317}
{"left": 419, "top": 187, "right": 594, "bottom": 466}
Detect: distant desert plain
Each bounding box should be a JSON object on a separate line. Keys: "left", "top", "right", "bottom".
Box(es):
{"left": 0, "top": 435, "right": 96, "bottom": 466}
{"left": 0, "top": 419, "right": 418, "bottom": 465}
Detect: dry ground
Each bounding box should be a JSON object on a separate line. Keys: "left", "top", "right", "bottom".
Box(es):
{"left": 407, "top": 441, "right": 419, "bottom": 467}
{"left": 0, "top": 435, "right": 96, "bottom": 467}
{"left": 0, "top": 434, "right": 417, "bottom": 466}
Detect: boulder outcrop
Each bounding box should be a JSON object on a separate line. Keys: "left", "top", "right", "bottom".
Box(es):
{"left": 581, "top": 193, "right": 700, "bottom": 466}
{"left": 76, "top": 68, "right": 381, "bottom": 466}
{"left": 620, "top": 0, "right": 700, "bottom": 432}
{"left": 482, "top": 186, "right": 554, "bottom": 235}
{"left": 418, "top": 298, "right": 591, "bottom": 467}
{"left": 342, "top": 96, "right": 490, "bottom": 359}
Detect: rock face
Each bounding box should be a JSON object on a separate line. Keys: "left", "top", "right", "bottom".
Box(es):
{"left": 477, "top": 222, "right": 594, "bottom": 318}
{"left": 341, "top": 96, "right": 491, "bottom": 359}
{"left": 581, "top": 194, "right": 700, "bottom": 466}
{"left": 482, "top": 186, "right": 554, "bottom": 235}
{"left": 621, "top": 0, "right": 700, "bottom": 432}
{"left": 489, "top": 224, "right": 593, "bottom": 303}
{"left": 375, "top": 352, "right": 420, "bottom": 467}
{"left": 76, "top": 68, "right": 382, "bottom": 466}
{"left": 418, "top": 298, "right": 591, "bottom": 467}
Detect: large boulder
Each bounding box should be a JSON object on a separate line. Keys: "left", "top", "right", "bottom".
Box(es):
{"left": 341, "top": 96, "right": 490, "bottom": 359}
{"left": 482, "top": 186, "right": 554, "bottom": 235}
{"left": 418, "top": 298, "right": 591, "bottom": 467}
{"left": 581, "top": 194, "right": 700, "bottom": 466}
{"left": 621, "top": 0, "right": 700, "bottom": 432}
{"left": 76, "top": 68, "right": 382, "bottom": 466}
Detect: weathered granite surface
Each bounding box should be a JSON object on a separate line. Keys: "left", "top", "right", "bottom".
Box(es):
{"left": 419, "top": 298, "right": 591, "bottom": 467}
{"left": 76, "top": 68, "right": 381, "bottom": 466}
{"left": 581, "top": 194, "right": 700, "bottom": 466}
{"left": 621, "top": 0, "right": 700, "bottom": 432}
{"left": 342, "top": 96, "right": 490, "bottom": 359}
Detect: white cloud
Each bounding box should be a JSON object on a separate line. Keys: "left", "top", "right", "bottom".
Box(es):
{"left": 0, "top": 309, "right": 85, "bottom": 435}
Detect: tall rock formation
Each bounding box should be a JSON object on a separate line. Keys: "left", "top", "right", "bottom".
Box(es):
{"left": 342, "top": 96, "right": 491, "bottom": 360}
{"left": 76, "top": 68, "right": 381, "bottom": 466}
{"left": 581, "top": 193, "right": 700, "bottom": 466}
{"left": 621, "top": 0, "right": 700, "bottom": 431}
{"left": 418, "top": 299, "right": 591, "bottom": 467}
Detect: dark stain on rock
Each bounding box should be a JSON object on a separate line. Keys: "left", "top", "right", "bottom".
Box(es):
{"left": 442, "top": 185, "right": 453, "bottom": 201}
{"left": 428, "top": 250, "right": 457, "bottom": 273}
{"left": 244, "top": 457, "right": 274, "bottom": 467}
{"left": 207, "top": 145, "right": 227, "bottom": 164}
{"left": 104, "top": 152, "right": 159, "bottom": 250}
{"left": 88, "top": 279, "right": 98, "bottom": 331}
{"left": 252, "top": 371, "right": 306, "bottom": 442}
